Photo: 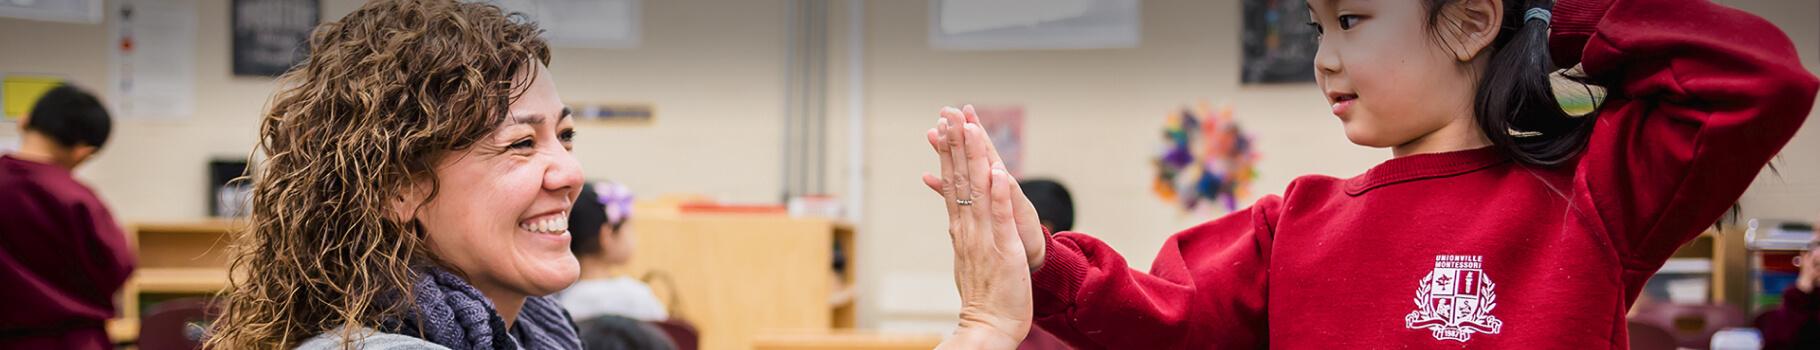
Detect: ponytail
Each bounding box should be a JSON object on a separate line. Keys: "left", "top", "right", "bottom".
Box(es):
{"left": 1431, "top": 0, "right": 1600, "bottom": 166}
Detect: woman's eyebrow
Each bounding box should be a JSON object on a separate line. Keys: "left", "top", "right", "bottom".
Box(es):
{"left": 509, "top": 107, "right": 572, "bottom": 126}
{"left": 509, "top": 114, "right": 545, "bottom": 126}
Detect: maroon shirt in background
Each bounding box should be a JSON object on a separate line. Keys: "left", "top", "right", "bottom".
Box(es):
{"left": 1026, "top": 0, "right": 1819, "bottom": 348}
{"left": 0, "top": 154, "right": 135, "bottom": 349}
{"left": 1758, "top": 286, "right": 1820, "bottom": 350}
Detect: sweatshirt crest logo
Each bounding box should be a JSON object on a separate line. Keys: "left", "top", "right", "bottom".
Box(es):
{"left": 1404, "top": 255, "right": 1503, "bottom": 342}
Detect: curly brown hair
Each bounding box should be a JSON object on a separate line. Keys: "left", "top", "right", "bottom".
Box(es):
{"left": 205, "top": 0, "right": 550, "bottom": 347}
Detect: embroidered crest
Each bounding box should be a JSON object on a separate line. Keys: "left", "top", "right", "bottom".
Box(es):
{"left": 1404, "top": 255, "right": 1503, "bottom": 342}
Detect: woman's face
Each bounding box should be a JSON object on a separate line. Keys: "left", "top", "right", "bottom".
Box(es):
{"left": 417, "top": 63, "right": 583, "bottom": 298}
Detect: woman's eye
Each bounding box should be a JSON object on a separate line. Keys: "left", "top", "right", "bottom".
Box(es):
{"left": 559, "top": 129, "right": 576, "bottom": 143}
{"left": 509, "top": 138, "right": 534, "bottom": 150}
{"left": 1338, "top": 15, "right": 1361, "bottom": 30}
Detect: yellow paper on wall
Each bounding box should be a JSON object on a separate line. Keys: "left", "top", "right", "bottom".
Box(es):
{"left": 3, "top": 75, "right": 66, "bottom": 121}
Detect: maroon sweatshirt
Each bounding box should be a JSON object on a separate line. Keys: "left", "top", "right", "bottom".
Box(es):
{"left": 0, "top": 154, "right": 135, "bottom": 349}
{"left": 1757, "top": 286, "right": 1820, "bottom": 350}
{"left": 1028, "top": 0, "right": 1818, "bottom": 348}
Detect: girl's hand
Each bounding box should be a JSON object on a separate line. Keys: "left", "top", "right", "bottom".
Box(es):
{"left": 923, "top": 106, "right": 1034, "bottom": 349}
{"left": 922, "top": 105, "right": 1049, "bottom": 270}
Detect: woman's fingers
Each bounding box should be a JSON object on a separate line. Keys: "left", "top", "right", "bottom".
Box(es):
{"left": 989, "top": 166, "right": 1025, "bottom": 261}
{"left": 942, "top": 108, "right": 976, "bottom": 211}
{"left": 963, "top": 123, "right": 997, "bottom": 225}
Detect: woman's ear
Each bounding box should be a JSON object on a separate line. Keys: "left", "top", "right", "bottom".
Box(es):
{"left": 1435, "top": 0, "right": 1504, "bottom": 62}
{"left": 391, "top": 182, "right": 430, "bottom": 223}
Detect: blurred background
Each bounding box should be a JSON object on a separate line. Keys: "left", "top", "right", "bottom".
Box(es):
{"left": 2, "top": 0, "right": 1817, "bottom": 349}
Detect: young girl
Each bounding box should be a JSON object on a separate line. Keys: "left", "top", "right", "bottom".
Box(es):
{"left": 558, "top": 181, "right": 669, "bottom": 322}
{"left": 927, "top": 0, "right": 1818, "bottom": 348}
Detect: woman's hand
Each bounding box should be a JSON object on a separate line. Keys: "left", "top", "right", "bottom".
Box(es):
{"left": 924, "top": 106, "right": 1038, "bottom": 349}
{"left": 922, "top": 105, "right": 1048, "bottom": 270}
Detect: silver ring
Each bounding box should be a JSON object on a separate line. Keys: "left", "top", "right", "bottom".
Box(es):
{"left": 956, "top": 199, "right": 974, "bottom": 206}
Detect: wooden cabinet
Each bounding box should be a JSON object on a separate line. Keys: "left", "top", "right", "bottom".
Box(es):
{"left": 109, "top": 220, "right": 239, "bottom": 344}
{"left": 622, "top": 213, "right": 856, "bottom": 350}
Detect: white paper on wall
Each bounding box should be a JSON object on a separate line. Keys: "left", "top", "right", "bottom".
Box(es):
{"left": 0, "top": 0, "right": 102, "bottom": 24}
{"left": 112, "top": 0, "right": 198, "bottom": 121}
{"left": 930, "top": 0, "right": 1140, "bottom": 50}
{"left": 492, "top": 0, "right": 641, "bottom": 49}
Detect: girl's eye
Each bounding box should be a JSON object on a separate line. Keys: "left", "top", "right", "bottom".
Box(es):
{"left": 559, "top": 129, "right": 576, "bottom": 143}
{"left": 1306, "top": 20, "right": 1322, "bottom": 35}
{"left": 1338, "top": 15, "right": 1361, "bottom": 30}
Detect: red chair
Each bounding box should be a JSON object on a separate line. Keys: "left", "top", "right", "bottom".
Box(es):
{"left": 1630, "top": 302, "right": 1749, "bottom": 349}
{"left": 647, "top": 318, "right": 699, "bottom": 350}
{"left": 136, "top": 298, "right": 220, "bottom": 350}
{"left": 1627, "top": 320, "right": 1679, "bottom": 350}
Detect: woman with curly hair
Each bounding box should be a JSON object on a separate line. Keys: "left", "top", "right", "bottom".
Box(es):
{"left": 205, "top": 0, "right": 585, "bottom": 348}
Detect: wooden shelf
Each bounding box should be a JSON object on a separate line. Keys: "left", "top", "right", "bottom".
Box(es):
{"left": 106, "top": 319, "right": 138, "bottom": 344}
{"left": 135, "top": 267, "right": 230, "bottom": 294}
{"left": 752, "top": 330, "right": 943, "bottom": 350}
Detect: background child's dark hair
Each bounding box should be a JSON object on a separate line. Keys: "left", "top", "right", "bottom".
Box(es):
{"left": 570, "top": 182, "right": 632, "bottom": 257}
{"left": 24, "top": 83, "right": 113, "bottom": 149}
{"left": 1426, "top": 0, "right": 1598, "bottom": 166}
{"left": 1019, "top": 178, "right": 1075, "bottom": 232}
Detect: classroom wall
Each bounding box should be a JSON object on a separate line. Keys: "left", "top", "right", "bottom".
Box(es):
{"left": 0, "top": 0, "right": 792, "bottom": 221}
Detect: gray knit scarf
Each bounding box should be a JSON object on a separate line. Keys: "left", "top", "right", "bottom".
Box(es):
{"left": 387, "top": 268, "right": 582, "bottom": 350}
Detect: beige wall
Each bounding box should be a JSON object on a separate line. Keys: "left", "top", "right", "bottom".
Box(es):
{"left": 0, "top": 0, "right": 791, "bottom": 221}
{"left": 3, "top": 0, "right": 1817, "bottom": 332}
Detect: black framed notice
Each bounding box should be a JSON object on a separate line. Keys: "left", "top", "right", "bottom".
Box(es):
{"left": 232, "top": 0, "right": 318, "bottom": 77}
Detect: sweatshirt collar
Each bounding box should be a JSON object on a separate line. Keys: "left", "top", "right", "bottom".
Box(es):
{"left": 1344, "top": 147, "right": 1510, "bottom": 196}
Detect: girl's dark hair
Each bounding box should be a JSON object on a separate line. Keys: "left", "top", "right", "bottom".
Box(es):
{"left": 569, "top": 182, "right": 631, "bottom": 257}
{"left": 1427, "top": 0, "right": 1599, "bottom": 166}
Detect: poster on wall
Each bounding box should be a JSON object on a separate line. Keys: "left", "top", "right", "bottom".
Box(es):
{"left": 1241, "top": 0, "right": 1318, "bottom": 84}
{"left": 113, "top": 0, "right": 198, "bottom": 121}
{"left": 968, "top": 105, "right": 1025, "bottom": 176}
{"left": 493, "top": 0, "right": 641, "bottom": 49}
{"left": 570, "top": 103, "right": 654, "bottom": 125}
{"left": 0, "top": 0, "right": 101, "bottom": 23}
{"left": 2, "top": 74, "right": 65, "bottom": 121}
{"left": 930, "top": 0, "right": 1140, "bottom": 50}
{"left": 1153, "top": 102, "right": 1259, "bottom": 215}
{"left": 233, "top": 0, "right": 319, "bottom": 77}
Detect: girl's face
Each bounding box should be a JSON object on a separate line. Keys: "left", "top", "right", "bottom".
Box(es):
{"left": 1309, "top": 0, "right": 1492, "bottom": 150}
{"left": 416, "top": 63, "right": 584, "bottom": 299}
{"left": 597, "top": 222, "right": 636, "bottom": 266}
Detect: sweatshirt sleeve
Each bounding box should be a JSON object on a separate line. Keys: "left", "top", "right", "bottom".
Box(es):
{"left": 1551, "top": 0, "right": 1820, "bottom": 263}
{"left": 70, "top": 197, "right": 136, "bottom": 311}
{"left": 1028, "top": 196, "right": 1278, "bottom": 349}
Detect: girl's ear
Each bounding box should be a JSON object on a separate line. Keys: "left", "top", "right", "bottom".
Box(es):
{"left": 1436, "top": 0, "right": 1504, "bottom": 62}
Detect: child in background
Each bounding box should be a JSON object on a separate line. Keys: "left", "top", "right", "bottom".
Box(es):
{"left": 560, "top": 181, "right": 669, "bottom": 322}
{"left": 1756, "top": 216, "right": 1820, "bottom": 350}
{"left": 0, "top": 84, "right": 133, "bottom": 349}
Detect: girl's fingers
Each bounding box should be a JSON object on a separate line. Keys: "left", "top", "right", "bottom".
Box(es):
{"left": 960, "top": 104, "right": 1011, "bottom": 176}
